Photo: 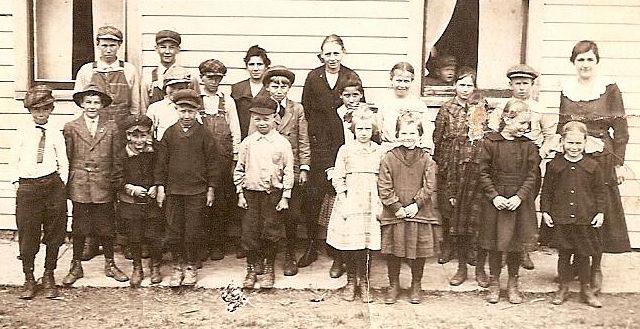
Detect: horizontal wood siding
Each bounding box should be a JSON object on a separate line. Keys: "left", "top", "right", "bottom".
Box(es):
{"left": 534, "top": 0, "right": 640, "bottom": 247}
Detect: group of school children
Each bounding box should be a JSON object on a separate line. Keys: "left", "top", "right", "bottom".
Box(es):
{"left": 11, "top": 26, "right": 630, "bottom": 310}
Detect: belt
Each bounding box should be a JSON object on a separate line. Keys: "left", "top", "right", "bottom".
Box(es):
{"left": 18, "top": 172, "right": 59, "bottom": 183}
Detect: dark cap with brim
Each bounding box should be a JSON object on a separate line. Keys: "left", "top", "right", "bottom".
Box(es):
{"left": 249, "top": 96, "right": 277, "bottom": 115}
{"left": 24, "top": 85, "right": 55, "bottom": 109}
{"left": 73, "top": 84, "right": 113, "bottom": 108}
{"left": 171, "top": 89, "right": 201, "bottom": 108}
{"left": 122, "top": 115, "right": 153, "bottom": 133}
{"left": 262, "top": 65, "right": 295, "bottom": 85}
{"left": 155, "top": 30, "right": 181, "bottom": 45}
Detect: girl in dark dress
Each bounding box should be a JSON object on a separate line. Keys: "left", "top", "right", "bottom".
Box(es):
{"left": 299, "top": 34, "right": 365, "bottom": 276}
{"left": 541, "top": 121, "right": 605, "bottom": 308}
{"left": 477, "top": 100, "right": 540, "bottom": 304}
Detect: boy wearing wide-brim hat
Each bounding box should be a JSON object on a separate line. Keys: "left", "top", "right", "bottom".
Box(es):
{"left": 154, "top": 89, "right": 218, "bottom": 287}
{"left": 62, "top": 83, "right": 129, "bottom": 286}
{"left": 247, "top": 65, "right": 310, "bottom": 277}
{"left": 74, "top": 25, "right": 141, "bottom": 122}
{"left": 10, "top": 85, "right": 69, "bottom": 299}
{"left": 118, "top": 115, "right": 164, "bottom": 287}
{"left": 146, "top": 67, "right": 196, "bottom": 141}
{"left": 142, "top": 29, "right": 200, "bottom": 109}
{"left": 234, "top": 96, "right": 294, "bottom": 289}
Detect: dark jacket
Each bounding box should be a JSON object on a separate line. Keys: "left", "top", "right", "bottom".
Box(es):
{"left": 540, "top": 155, "right": 607, "bottom": 225}
{"left": 154, "top": 122, "right": 219, "bottom": 195}
{"left": 230, "top": 79, "right": 270, "bottom": 140}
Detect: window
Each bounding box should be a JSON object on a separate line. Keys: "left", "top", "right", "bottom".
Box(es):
{"left": 30, "top": 0, "right": 125, "bottom": 89}
{"left": 422, "top": 0, "right": 528, "bottom": 96}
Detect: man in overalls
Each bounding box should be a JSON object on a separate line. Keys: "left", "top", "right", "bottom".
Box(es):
{"left": 74, "top": 25, "right": 141, "bottom": 259}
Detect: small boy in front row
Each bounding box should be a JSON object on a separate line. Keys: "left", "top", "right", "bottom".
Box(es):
{"left": 10, "top": 85, "right": 69, "bottom": 299}
{"left": 118, "top": 115, "right": 163, "bottom": 287}
{"left": 234, "top": 96, "right": 294, "bottom": 289}
{"left": 155, "top": 89, "right": 218, "bottom": 287}
{"left": 63, "top": 84, "right": 129, "bottom": 286}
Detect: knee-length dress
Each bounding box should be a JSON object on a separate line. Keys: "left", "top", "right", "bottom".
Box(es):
{"left": 477, "top": 132, "right": 541, "bottom": 252}
{"left": 558, "top": 77, "right": 630, "bottom": 253}
{"left": 377, "top": 146, "right": 442, "bottom": 259}
{"left": 433, "top": 97, "right": 489, "bottom": 237}
{"left": 326, "top": 143, "right": 383, "bottom": 250}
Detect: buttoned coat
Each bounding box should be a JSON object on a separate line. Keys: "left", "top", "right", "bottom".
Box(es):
{"left": 248, "top": 99, "right": 310, "bottom": 179}
{"left": 230, "top": 79, "right": 270, "bottom": 140}
{"left": 64, "top": 115, "right": 124, "bottom": 203}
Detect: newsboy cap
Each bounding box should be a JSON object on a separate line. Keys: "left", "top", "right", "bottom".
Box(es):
{"left": 163, "top": 67, "right": 192, "bottom": 88}
{"left": 155, "top": 30, "right": 181, "bottom": 45}
{"left": 262, "top": 65, "right": 295, "bottom": 85}
{"left": 249, "top": 96, "right": 277, "bottom": 115}
{"left": 122, "top": 115, "right": 153, "bottom": 133}
{"left": 199, "top": 59, "right": 227, "bottom": 76}
{"left": 23, "top": 85, "right": 55, "bottom": 109}
{"left": 171, "top": 89, "right": 201, "bottom": 108}
{"left": 506, "top": 64, "right": 539, "bottom": 80}
{"left": 96, "top": 25, "right": 123, "bottom": 42}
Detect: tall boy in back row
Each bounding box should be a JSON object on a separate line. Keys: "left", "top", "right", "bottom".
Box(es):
{"left": 10, "top": 85, "right": 68, "bottom": 299}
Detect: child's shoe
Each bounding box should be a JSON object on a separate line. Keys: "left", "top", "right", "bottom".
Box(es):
{"left": 449, "top": 263, "right": 467, "bottom": 286}
{"left": 150, "top": 260, "right": 162, "bottom": 284}
{"left": 261, "top": 264, "right": 275, "bottom": 289}
{"left": 580, "top": 284, "right": 602, "bottom": 308}
{"left": 243, "top": 264, "right": 257, "bottom": 289}
{"left": 507, "top": 275, "right": 523, "bottom": 304}
{"left": 42, "top": 269, "right": 58, "bottom": 299}
{"left": 342, "top": 274, "right": 357, "bottom": 302}
{"left": 487, "top": 275, "right": 500, "bottom": 304}
{"left": 384, "top": 279, "right": 400, "bottom": 304}
{"left": 408, "top": 281, "right": 422, "bottom": 304}
{"left": 283, "top": 251, "right": 298, "bottom": 276}
{"left": 62, "top": 260, "right": 83, "bottom": 286}
{"left": 475, "top": 266, "right": 489, "bottom": 288}
{"left": 591, "top": 267, "right": 603, "bottom": 295}
{"left": 130, "top": 261, "right": 144, "bottom": 288}
{"left": 169, "top": 264, "right": 183, "bottom": 287}
{"left": 522, "top": 251, "right": 535, "bottom": 270}
{"left": 105, "top": 258, "right": 129, "bottom": 282}
{"left": 20, "top": 272, "right": 37, "bottom": 300}
{"left": 182, "top": 265, "right": 197, "bottom": 286}
{"left": 329, "top": 260, "right": 346, "bottom": 278}
{"left": 552, "top": 284, "right": 569, "bottom": 305}
{"left": 359, "top": 276, "right": 373, "bottom": 303}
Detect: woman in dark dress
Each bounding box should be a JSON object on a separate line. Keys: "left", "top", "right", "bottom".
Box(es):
{"left": 557, "top": 40, "right": 631, "bottom": 294}
{"left": 298, "top": 34, "right": 365, "bottom": 277}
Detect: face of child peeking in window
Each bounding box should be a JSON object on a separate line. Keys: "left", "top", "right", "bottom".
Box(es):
{"left": 391, "top": 69, "right": 413, "bottom": 98}
{"left": 177, "top": 105, "right": 198, "bottom": 128}
{"left": 438, "top": 65, "right": 457, "bottom": 84}
{"left": 128, "top": 130, "right": 151, "bottom": 152}
{"left": 321, "top": 42, "right": 345, "bottom": 74}
{"left": 354, "top": 120, "right": 373, "bottom": 144}
{"left": 30, "top": 104, "right": 54, "bottom": 125}
{"left": 509, "top": 77, "right": 534, "bottom": 101}
{"left": 502, "top": 111, "right": 531, "bottom": 139}
{"left": 267, "top": 81, "right": 291, "bottom": 103}
{"left": 562, "top": 131, "right": 586, "bottom": 161}
{"left": 397, "top": 123, "right": 421, "bottom": 149}
{"left": 201, "top": 74, "right": 224, "bottom": 94}
{"left": 97, "top": 39, "right": 121, "bottom": 65}
{"left": 253, "top": 113, "right": 276, "bottom": 135}
{"left": 454, "top": 76, "right": 475, "bottom": 103}
{"left": 246, "top": 56, "right": 267, "bottom": 81}
{"left": 81, "top": 95, "right": 104, "bottom": 119}
{"left": 340, "top": 86, "right": 363, "bottom": 110}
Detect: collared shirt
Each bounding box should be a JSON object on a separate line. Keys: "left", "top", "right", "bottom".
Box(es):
{"left": 9, "top": 120, "right": 69, "bottom": 183}
{"left": 234, "top": 129, "right": 294, "bottom": 198}
{"left": 375, "top": 90, "right": 435, "bottom": 152}
{"left": 74, "top": 58, "right": 141, "bottom": 115}
{"left": 147, "top": 97, "right": 203, "bottom": 141}
{"left": 141, "top": 63, "right": 200, "bottom": 110}
{"left": 85, "top": 114, "right": 99, "bottom": 136}
{"left": 201, "top": 90, "right": 241, "bottom": 155}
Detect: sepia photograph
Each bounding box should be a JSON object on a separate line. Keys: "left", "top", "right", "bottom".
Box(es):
{"left": 0, "top": 0, "right": 639, "bottom": 328}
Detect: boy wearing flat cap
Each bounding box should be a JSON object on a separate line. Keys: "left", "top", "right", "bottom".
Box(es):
{"left": 142, "top": 30, "right": 199, "bottom": 109}
{"left": 247, "top": 65, "right": 310, "bottom": 276}
{"left": 10, "top": 85, "right": 68, "bottom": 299}
{"left": 154, "top": 89, "right": 218, "bottom": 287}
{"left": 62, "top": 84, "right": 129, "bottom": 286}
{"left": 198, "top": 59, "right": 242, "bottom": 261}
{"left": 74, "top": 25, "right": 141, "bottom": 122}
{"left": 234, "top": 96, "right": 294, "bottom": 289}
{"left": 118, "top": 115, "right": 164, "bottom": 287}
{"left": 146, "top": 67, "right": 196, "bottom": 141}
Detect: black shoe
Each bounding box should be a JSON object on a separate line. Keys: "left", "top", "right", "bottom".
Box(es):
{"left": 62, "top": 260, "right": 84, "bottom": 286}
{"left": 150, "top": 260, "right": 162, "bottom": 284}
{"left": 409, "top": 281, "right": 422, "bottom": 304}
{"left": 283, "top": 252, "right": 298, "bottom": 276}
{"left": 42, "top": 270, "right": 58, "bottom": 299}
{"left": 104, "top": 258, "right": 129, "bottom": 282}
{"left": 20, "top": 274, "right": 37, "bottom": 300}
{"left": 130, "top": 263, "right": 144, "bottom": 288}
{"left": 209, "top": 247, "right": 224, "bottom": 261}
{"left": 297, "top": 242, "right": 318, "bottom": 268}
{"left": 329, "top": 260, "right": 345, "bottom": 278}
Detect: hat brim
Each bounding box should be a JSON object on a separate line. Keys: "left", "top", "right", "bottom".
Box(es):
{"left": 73, "top": 90, "right": 113, "bottom": 108}
{"left": 126, "top": 125, "right": 152, "bottom": 133}
{"left": 97, "top": 34, "right": 122, "bottom": 41}
{"left": 262, "top": 69, "right": 295, "bottom": 85}
{"left": 507, "top": 73, "right": 538, "bottom": 80}
{"left": 249, "top": 107, "right": 276, "bottom": 115}
{"left": 174, "top": 100, "right": 200, "bottom": 108}
{"left": 164, "top": 79, "right": 191, "bottom": 88}
{"left": 156, "top": 37, "right": 180, "bottom": 45}
{"left": 26, "top": 97, "right": 55, "bottom": 109}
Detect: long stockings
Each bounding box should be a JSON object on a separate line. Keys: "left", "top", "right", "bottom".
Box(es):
{"left": 386, "top": 255, "right": 426, "bottom": 282}
{"left": 488, "top": 251, "right": 521, "bottom": 277}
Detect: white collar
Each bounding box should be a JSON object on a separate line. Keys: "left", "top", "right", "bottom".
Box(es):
{"left": 561, "top": 75, "right": 615, "bottom": 102}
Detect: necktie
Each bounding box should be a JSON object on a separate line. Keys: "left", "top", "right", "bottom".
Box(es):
{"left": 278, "top": 104, "right": 286, "bottom": 119}
{"left": 90, "top": 120, "right": 97, "bottom": 137}
{"left": 35, "top": 125, "right": 46, "bottom": 163}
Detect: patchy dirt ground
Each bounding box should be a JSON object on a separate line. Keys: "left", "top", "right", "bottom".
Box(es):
{"left": 0, "top": 286, "right": 638, "bottom": 329}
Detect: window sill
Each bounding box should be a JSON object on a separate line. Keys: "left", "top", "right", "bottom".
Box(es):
{"left": 421, "top": 88, "right": 513, "bottom": 108}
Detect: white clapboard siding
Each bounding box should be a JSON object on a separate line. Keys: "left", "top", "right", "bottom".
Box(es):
{"left": 532, "top": 0, "right": 640, "bottom": 247}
